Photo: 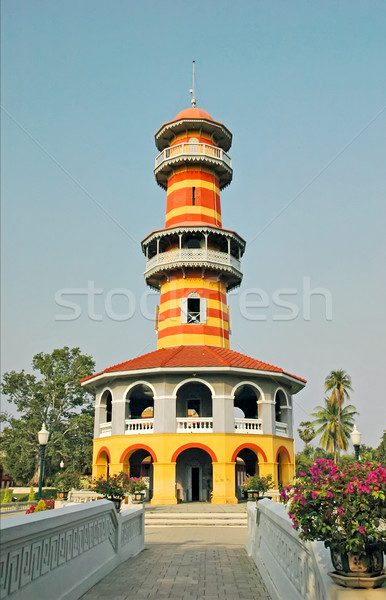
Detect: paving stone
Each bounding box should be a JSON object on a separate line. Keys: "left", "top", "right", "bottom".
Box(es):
{"left": 81, "top": 526, "right": 271, "bottom": 600}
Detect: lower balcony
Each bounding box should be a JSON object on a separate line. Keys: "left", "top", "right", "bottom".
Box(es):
{"left": 234, "top": 418, "right": 262, "bottom": 434}
{"left": 275, "top": 422, "right": 288, "bottom": 437}
{"left": 176, "top": 418, "right": 213, "bottom": 432}
{"left": 125, "top": 418, "right": 154, "bottom": 434}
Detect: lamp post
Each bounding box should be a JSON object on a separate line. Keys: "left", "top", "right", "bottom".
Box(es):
{"left": 37, "top": 423, "right": 50, "bottom": 500}
{"left": 350, "top": 424, "right": 361, "bottom": 461}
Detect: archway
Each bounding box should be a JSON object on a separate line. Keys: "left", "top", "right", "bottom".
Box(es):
{"left": 276, "top": 447, "right": 291, "bottom": 488}
{"left": 120, "top": 445, "right": 156, "bottom": 500}
{"left": 95, "top": 447, "right": 110, "bottom": 478}
{"left": 234, "top": 448, "right": 259, "bottom": 499}
{"left": 176, "top": 381, "right": 213, "bottom": 419}
{"left": 174, "top": 447, "right": 214, "bottom": 503}
{"left": 100, "top": 390, "right": 112, "bottom": 424}
{"left": 234, "top": 384, "right": 260, "bottom": 419}
{"left": 126, "top": 384, "right": 154, "bottom": 420}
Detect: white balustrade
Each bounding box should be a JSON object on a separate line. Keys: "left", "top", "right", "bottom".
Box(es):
{"left": 99, "top": 422, "right": 112, "bottom": 437}
{"left": 176, "top": 418, "right": 213, "bottom": 432}
{"left": 155, "top": 142, "right": 232, "bottom": 169}
{"left": 247, "top": 501, "right": 331, "bottom": 600}
{"left": 145, "top": 247, "right": 241, "bottom": 274}
{"left": 234, "top": 418, "right": 263, "bottom": 434}
{"left": 1, "top": 501, "right": 145, "bottom": 600}
{"left": 275, "top": 422, "right": 288, "bottom": 437}
{"left": 125, "top": 418, "right": 154, "bottom": 434}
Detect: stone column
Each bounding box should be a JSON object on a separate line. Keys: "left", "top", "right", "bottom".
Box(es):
{"left": 154, "top": 395, "right": 176, "bottom": 433}
{"left": 151, "top": 463, "right": 177, "bottom": 505}
{"left": 212, "top": 462, "right": 237, "bottom": 504}
{"left": 213, "top": 395, "right": 234, "bottom": 433}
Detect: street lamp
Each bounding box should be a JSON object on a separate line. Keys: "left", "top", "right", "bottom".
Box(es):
{"left": 350, "top": 424, "right": 361, "bottom": 461}
{"left": 37, "top": 423, "right": 50, "bottom": 500}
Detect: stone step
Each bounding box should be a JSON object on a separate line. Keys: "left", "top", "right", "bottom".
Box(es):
{"left": 145, "top": 512, "right": 247, "bottom": 527}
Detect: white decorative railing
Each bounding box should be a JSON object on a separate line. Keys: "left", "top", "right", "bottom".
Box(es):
{"left": 234, "top": 418, "right": 262, "bottom": 433}
{"left": 246, "top": 501, "right": 331, "bottom": 600}
{"left": 176, "top": 418, "right": 213, "bottom": 432}
{"left": 1, "top": 500, "right": 145, "bottom": 600}
{"left": 155, "top": 142, "right": 232, "bottom": 169}
{"left": 0, "top": 501, "right": 36, "bottom": 514}
{"left": 125, "top": 418, "right": 154, "bottom": 434}
{"left": 275, "top": 422, "right": 288, "bottom": 437}
{"left": 145, "top": 247, "right": 241, "bottom": 273}
{"left": 100, "top": 422, "right": 112, "bottom": 437}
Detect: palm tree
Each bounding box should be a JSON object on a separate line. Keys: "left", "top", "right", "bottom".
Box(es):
{"left": 325, "top": 370, "right": 353, "bottom": 461}
{"left": 311, "top": 398, "right": 357, "bottom": 462}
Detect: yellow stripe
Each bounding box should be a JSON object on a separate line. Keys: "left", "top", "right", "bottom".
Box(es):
{"left": 157, "top": 333, "right": 230, "bottom": 349}
{"left": 159, "top": 298, "right": 228, "bottom": 315}
{"left": 167, "top": 179, "right": 220, "bottom": 196}
{"left": 160, "top": 278, "right": 227, "bottom": 294}
{"left": 166, "top": 205, "right": 221, "bottom": 223}
{"left": 158, "top": 316, "right": 229, "bottom": 333}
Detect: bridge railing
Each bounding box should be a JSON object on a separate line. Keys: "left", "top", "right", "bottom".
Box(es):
{"left": 0, "top": 499, "right": 144, "bottom": 600}
{"left": 246, "top": 500, "right": 331, "bottom": 600}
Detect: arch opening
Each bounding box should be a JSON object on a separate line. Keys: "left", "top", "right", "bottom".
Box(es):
{"left": 175, "top": 447, "right": 213, "bottom": 503}
{"left": 126, "top": 384, "right": 154, "bottom": 420}
{"left": 234, "top": 448, "right": 259, "bottom": 500}
{"left": 176, "top": 382, "right": 213, "bottom": 418}
{"left": 234, "top": 384, "right": 260, "bottom": 419}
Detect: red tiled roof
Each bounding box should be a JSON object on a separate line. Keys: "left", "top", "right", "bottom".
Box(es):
{"left": 81, "top": 345, "right": 306, "bottom": 384}
{"left": 174, "top": 107, "right": 214, "bottom": 122}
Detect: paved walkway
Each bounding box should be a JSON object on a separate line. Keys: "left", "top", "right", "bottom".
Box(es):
{"left": 81, "top": 526, "right": 270, "bottom": 600}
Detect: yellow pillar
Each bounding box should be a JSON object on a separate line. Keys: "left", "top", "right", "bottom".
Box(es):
{"left": 151, "top": 462, "right": 177, "bottom": 505}
{"left": 108, "top": 463, "right": 123, "bottom": 476}
{"left": 212, "top": 462, "right": 237, "bottom": 504}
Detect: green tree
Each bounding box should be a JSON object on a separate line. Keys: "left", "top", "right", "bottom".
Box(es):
{"left": 325, "top": 369, "right": 353, "bottom": 462}
{"left": 0, "top": 347, "right": 95, "bottom": 485}
{"left": 311, "top": 398, "right": 357, "bottom": 462}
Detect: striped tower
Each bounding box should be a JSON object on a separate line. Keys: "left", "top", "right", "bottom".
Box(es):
{"left": 142, "top": 106, "right": 245, "bottom": 349}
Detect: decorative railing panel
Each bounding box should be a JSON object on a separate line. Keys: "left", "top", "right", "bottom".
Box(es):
{"left": 0, "top": 501, "right": 145, "bottom": 600}
{"left": 125, "top": 418, "right": 154, "bottom": 434}
{"left": 275, "top": 422, "right": 288, "bottom": 437}
{"left": 145, "top": 247, "right": 241, "bottom": 274}
{"left": 99, "top": 422, "right": 112, "bottom": 437}
{"left": 246, "top": 501, "right": 331, "bottom": 600}
{"left": 234, "top": 418, "right": 263, "bottom": 433}
{"left": 155, "top": 143, "right": 232, "bottom": 169}
{"left": 176, "top": 418, "right": 213, "bottom": 432}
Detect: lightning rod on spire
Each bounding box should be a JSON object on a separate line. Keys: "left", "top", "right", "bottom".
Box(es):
{"left": 189, "top": 60, "right": 196, "bottom": 107}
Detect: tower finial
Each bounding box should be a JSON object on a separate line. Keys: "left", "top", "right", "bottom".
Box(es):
{"left": 189, "top": 60, "right": 196, "bottom": 108}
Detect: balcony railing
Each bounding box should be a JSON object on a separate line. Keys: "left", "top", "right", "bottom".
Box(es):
{"left": 155, "top": 142, "right": 232, "bottom": 169}
{"left": 176, "top": 418, "right": 213, "bottom": 432}
{"left": 99, "top": 422, "right": 112, "bottom": 437}
{"left": 145, "top": 247, "right": 241, "bottom": 274}
{"left": 125, "top": 418, "right": 154, "bottom": 434}
{"left": 234, "top": 418, "right": 263, "bottom": 434}
{"left": 275, "top": 422, "right": 288, "bottom": 437}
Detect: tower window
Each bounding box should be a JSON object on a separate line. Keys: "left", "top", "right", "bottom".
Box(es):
{"left": 181, "top": 294, "right": 207, "bottom": 324}
{"left": 192, "top": 187, "right": 196, "bottom": 206}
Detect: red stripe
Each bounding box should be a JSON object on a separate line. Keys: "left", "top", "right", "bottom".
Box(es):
{"left": 166, "top": 214, "right": 221, "bottom": 228}
{"left": 166, "top": 189, "right": 220, "bottom": 213}
{"left": 167, "top": 170, "right": 219, "bottom": 187}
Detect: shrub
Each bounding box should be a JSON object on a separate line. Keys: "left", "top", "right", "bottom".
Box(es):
{"left": 2, "top": 488, "right": 13, "bottom": 503}
{"left": 26, "top": 498, "right": 55, "bottom": 514}
{"left": 28, "top": 486, "right": 35, "bottom": 501}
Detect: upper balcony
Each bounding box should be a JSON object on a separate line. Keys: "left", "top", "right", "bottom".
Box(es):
{"left": 154, "top": 142, "right": 233, "bottom": 190}
{"left": 144, "top": 247, "right": 242, "bottom": 290}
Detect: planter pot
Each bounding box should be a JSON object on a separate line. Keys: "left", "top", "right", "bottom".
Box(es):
{"left": 329, "top": 542, "right": 385, "bottom": 589}
{"left": 132, "top": 491, "right": 145, "bottom": 503}
{"left": 108, "top": 497, "right": 122, "bottom": 512}
{"left": 57, "top": 491, "right": 68, "bottom": 501}
{"left": 247, "top": 490, "right": 261, "bottom": 500}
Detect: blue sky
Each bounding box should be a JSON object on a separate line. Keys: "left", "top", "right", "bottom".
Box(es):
{"left": 2, "top": 1, "right": 385, "bottom": 450}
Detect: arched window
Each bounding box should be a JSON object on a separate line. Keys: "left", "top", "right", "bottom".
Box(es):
{"left": 181, "top": 292, "right": 207, "bottom": 324}
{"left": 234, "top": 385, "right": 259, "bottom": 419}
{"left": 126, "top": 384, "right": 154, "bottom": 419}
{"left": 275, "top": 390, "right": 287, "bottom": 423}
{"left": 101, "top": 390, "right": 112, "bottom": 423}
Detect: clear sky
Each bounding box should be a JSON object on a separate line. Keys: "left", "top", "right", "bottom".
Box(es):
{"left": 2, "top": 1, "right": 385, "bottom": 450}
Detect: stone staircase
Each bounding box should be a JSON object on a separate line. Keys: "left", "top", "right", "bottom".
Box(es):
{"left": 145, "top": 505, "right": 248, "bottom": 527}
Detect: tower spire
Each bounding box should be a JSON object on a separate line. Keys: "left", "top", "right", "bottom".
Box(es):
{"left": 189, "top": 60, "right": 196, "bottom": 108}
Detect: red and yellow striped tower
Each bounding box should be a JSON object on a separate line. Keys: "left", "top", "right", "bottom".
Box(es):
{"left": 142, "top": 106, "right": 245, "bottom": 349}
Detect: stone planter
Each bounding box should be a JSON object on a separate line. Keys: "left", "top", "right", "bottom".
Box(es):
{"left": 56, "top": 491, "right": 68, "bottom": 501}
{"left": 247, "top": 490, "right": 261, "bottom": 500}
{"left": 329, "top": 542, "right": 385, "bottom": 588}
{"left": 132, "top": 491, "right": 145, "bottom": 503}
{"left": 108, "top": 497, "right": 122, "bottom": 512}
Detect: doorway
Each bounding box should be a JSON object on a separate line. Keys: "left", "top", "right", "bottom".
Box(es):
{"left": 191, "top": 467, "right": 200, "bottom": 501}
